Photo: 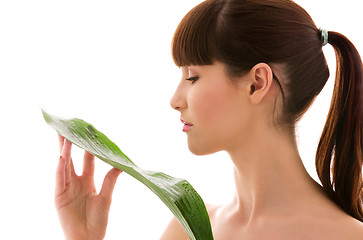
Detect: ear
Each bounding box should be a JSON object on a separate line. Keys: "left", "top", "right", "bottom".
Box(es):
{"left": 248, "top": 63, "right": 274, "bottom": 104}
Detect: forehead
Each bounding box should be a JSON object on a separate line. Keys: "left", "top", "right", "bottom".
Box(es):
{"left": 181, "top": 62, "right": 228, "bottom": 74}
{"left": 181, "top": 65, "right": 198, "bottom": 72}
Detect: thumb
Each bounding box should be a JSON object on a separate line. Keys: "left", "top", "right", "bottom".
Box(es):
{"left": 99, "top": 168, "right": 122, "bottom": 206}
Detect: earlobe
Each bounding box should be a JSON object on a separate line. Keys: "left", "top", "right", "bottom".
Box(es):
{"left": 249, "top": 63, "right": 274, "bottom": 104}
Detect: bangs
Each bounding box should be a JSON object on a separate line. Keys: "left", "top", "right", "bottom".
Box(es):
{"left": 172, "top": 0, "right": 221, "bottom": 67}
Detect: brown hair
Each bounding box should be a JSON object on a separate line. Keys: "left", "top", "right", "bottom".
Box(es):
{"left": 172, "top": 0, "right": 363, "bottom": 221}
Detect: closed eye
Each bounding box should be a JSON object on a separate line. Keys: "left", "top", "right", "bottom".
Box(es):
{"left": 186, "top": 76, "right": 199, "bottom": 84}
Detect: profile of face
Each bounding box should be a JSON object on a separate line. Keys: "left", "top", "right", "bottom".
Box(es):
{"left": 170, "top": 62, "right": 272, "bottom": 156}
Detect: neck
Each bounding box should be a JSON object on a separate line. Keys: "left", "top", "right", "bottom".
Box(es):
{"left": 225, "top": 124, "right": 321, "bottom": 225}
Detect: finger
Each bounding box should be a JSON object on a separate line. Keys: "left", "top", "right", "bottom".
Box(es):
{"left": 69, "top": 157, "right": 76, "bottom": 176}
{"left": 55, "top": 155, "right": 66, "bottom": 197}
{"left": 58, "top": 134, "right": 65, "bottom": 153}
{"left": 99, "top": 168, "right": 122, "bottom": 206}
{"left": 82, "top": 151, "right": 95, "bottom": 176}
{"left": 61, "top": 139, "right": 74, "bottom": 182}
{"left": 61, "top": 138, "right": 72, "bottom": 159}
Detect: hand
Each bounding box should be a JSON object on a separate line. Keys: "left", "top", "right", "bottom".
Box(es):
{"left": 55, "top": 135, "right": 122, "bottom": 240}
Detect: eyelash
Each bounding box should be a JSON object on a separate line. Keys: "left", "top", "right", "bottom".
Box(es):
{"left": 186, "top": 76, "right": 199, "bottom": 84}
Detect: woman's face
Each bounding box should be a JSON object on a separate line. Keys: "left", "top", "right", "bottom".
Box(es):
{"left": 170, "top": 62, "right": 253, "bottom": 155}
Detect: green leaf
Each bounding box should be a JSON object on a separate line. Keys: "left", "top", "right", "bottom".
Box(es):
{"left": 42, "top": 110, "right": 214, "bottom": 240}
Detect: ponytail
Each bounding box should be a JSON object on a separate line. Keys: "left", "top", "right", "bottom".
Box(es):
{"left": 316, "top": 31, "right": 363, "bottom": 221}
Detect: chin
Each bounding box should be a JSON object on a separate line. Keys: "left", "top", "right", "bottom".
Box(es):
{"left": 187, "top": 142, "right": 219, "bottom": 156}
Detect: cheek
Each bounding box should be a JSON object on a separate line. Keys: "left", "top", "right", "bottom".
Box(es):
{"left": 189, "top": 86, "right": 226, "bottom": 124}
{"left": 191, "top": 85, "right": 241, "bottom": 125}
{"left": 189, "top": 84, "right": 247, "bottom": 148}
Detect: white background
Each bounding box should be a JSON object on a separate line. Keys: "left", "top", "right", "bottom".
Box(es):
{"left": 0, "top": 0, "right": 362, "bottom": 239}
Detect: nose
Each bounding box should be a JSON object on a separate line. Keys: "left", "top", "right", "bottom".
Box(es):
{"left": 170, "top": 80, "right": 187, "bottom": 111}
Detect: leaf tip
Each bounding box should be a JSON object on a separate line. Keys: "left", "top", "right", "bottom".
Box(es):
{"left": 41, "top": 109, "right": 52, "bottom": 124}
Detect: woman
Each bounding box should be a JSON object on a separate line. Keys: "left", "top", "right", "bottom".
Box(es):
{"left": 55, "top": 0, "right": 363, "bottom": 239}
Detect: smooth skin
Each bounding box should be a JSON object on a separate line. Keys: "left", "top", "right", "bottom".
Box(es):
{"left": 55, "top": 62, "right": 363, "bottom": 239}
{"left": 56, "top": 135, "right": 122, "bottom": 240}
{"left": 161, "top": 62, "right": 363, "bottom": 239}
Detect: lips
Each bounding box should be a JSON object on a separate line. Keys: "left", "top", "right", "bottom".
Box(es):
{"left": 181, "top": 119, "right": 193, "bottom": 132}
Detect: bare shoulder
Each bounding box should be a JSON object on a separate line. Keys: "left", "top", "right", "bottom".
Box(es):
{"left": 338, "top": 216, "right": 363, "bottom": 239}
{"left": 316, "top": 212, "right": 363, "bottom": 239}
{"left": 159, "top": 216, "right": 189, "bottom": 240}
{"left": 159, "top": 204, "right": 218, "bottom": 240}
